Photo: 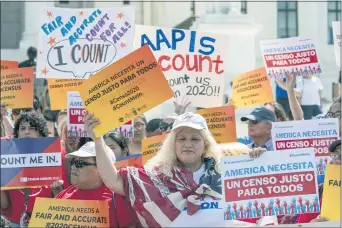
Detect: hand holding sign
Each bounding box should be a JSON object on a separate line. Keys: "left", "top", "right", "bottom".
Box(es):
{"left": 84, "top": 112, "right": 101, "bottom": 140}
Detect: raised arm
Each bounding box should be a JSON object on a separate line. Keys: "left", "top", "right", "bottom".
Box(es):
{"left": 285, "top": 74, "right": 303, "bottom": 120}
{"left": 84, "top": 113, "right": 125, "bottom": 195}
{"left": 0, "top": 104, "right": 13, "bottom": 137}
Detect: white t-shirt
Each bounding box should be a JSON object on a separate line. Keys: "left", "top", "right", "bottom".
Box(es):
{"left": 295, "top": 76, "right": 323, "bottom": 105}
{"left": 193, "top": 164, "right": 205, "bottom": 184}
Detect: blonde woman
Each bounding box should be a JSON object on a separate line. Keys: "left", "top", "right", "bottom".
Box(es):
{"left": 84, "top": 112, "right": 264, "bottom": 227}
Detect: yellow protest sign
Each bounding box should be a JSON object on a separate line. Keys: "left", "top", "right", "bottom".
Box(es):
{"left": 196, "top": 106, "right": 237, "bottom": 144}
{"left": 0, "top": 67, "right": 34, "bottom": 109}
{"left": 79, "top": 45, "right": 173, "bottom": 138}
{"left": 142, "top": 134, "right": 168, "bottom": 164}
{"left": 48, "top": 79, "right": 84, "bottom": 110}
{"left": 321, "top": 164, "right": 341, "bottom": 221}
{"left": 232, "top": 67, "right": 274, "bottom": 108}
{"left": 29, "top": 197, "right": 109, "bottom": 228}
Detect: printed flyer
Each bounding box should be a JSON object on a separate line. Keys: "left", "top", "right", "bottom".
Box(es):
{"left": 260, "top": 37, "right": 321, "bottom": 78}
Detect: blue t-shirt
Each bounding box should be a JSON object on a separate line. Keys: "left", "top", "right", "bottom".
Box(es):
{"left": 275, "top": 81, "right": 288, "bottom": 99}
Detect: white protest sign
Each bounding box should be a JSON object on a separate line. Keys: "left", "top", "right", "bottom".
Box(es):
{"left": 272, "top": 118, "right": 339, "bottom": 185}
{"left": 260, "top": 37, "right": 321, "bottom": 78}
{"left": 37, "top": 7, "right": 135, "bottom": 79}
{"left": 1, "top": 153, "right": 61, "bottom": 168}
{"left": 221, "top": 148, "right": 319, "bottom": 220}
{"left": 332, "top": 21, "right": 341, "bottom": 67}
{"left": 67, "top": 91, "right": 88, "bottom": 137}
{"left": 134, "top": 25, "right": 227, "bottom": 108}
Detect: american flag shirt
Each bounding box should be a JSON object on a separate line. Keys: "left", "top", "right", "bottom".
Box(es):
{"left": 118, "top": 157, "right": 222, "bottom": 227}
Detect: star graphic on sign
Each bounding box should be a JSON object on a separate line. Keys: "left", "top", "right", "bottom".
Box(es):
{"left": 79, "top": 11, "right": 84, "bottom": 16}
{"left": 41, "top": 67, "right": 48, "bottom": 76}
{"left": 47, "top": 11, "right": 53, "bottom": 17}
{"left": 116, "top": 12, "right": 124, "bottom": 19}
{"left": 47, "top": 37, "right": 56, "bottom": 46}
{"left": 120, "top": 42, "right": 126, "bottom": 48}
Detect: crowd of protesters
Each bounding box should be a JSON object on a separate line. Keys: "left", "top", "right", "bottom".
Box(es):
{"left": 0, "top": 47, "right": 340, "bottom": 227}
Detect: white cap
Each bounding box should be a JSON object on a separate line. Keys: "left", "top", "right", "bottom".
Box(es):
{"left": 172, "top": 112, "right": 208, "bottom": 131}
{"left": 65, "top": 142, "right": 116, "bottom": 162}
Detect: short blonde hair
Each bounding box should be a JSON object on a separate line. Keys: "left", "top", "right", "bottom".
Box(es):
{"left": 145, "top": 127, "right": 220, "bottom": 176}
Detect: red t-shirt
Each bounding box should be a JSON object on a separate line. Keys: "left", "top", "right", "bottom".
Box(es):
{"left": 55, "top": 185, "right": 135, "bottom": 227}
{"left": 1, "top": 187, "right": 52, "bottom": 224}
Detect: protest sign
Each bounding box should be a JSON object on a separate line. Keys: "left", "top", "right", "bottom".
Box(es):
{"left": 1, "top": 60, "right": 18, "bottom": 70}
{"left": 67, "top": 91, "right": 88, "bottom": 137}
{"left": 48, "top": 79, "right": 84, "bottom": 110}
{"left": 141, "top": 134, "right": 167, "bottom": 164}
{"left": 106, "top": 120, "right": 134, "bottom": 138}
{"left": 321, "top": 164, "right": 340, "bottom": 221}
{"left": 135, "top": 25, "right": 227, "bottom": 108}
{"left": 332, "top": 21, "right": 341, "bottom": 67}
{"left": 0, "top": 137, "right": 62, "bottom": 190}
{"left": 29, "top": 197, "right": 109, "bottom": 228}
{"left": 272, "top": 118, "right": 339, "bottom": 184}
{"left": 0, "top": 67, "right": 34, "bottom": 109}
{"left": 260, "top": 37, "right": 321, "bottom": 78}
{"left": 196, "top": 106, "right": 237, "bottom": 143}
{"left": 231, "top": 67, "right": 274, "bottom": 108}
{"left": 37, "top": 6, "right": 135, "bottom": 79}
{"left": 221, "top": 148, "right": 319, "bottom": 220}
{"left": 114, "top": 154, "right": 140, "bottom": 169}
{"left": 78, "top": 45, "right": 173, "bottom": 138}
{"left": 169, "top": 197, "right": 228, "bottom": 227}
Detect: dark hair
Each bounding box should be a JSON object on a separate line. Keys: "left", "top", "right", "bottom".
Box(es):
{"left": 13, "top": 112, "right": 49, "bottom": 138}
{"left": 0, "top": 215, "right": 11, "bottom": 228}
{"left": 104, "top": 132, "right": 129, "bottom": 151}
{"left": 146, "top": 118, "right": 163, "bottom": 133}
{"left": 264, "top": 102, "right": 289, "bottom": 122}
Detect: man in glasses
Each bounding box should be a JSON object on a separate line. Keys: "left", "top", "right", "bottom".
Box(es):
{"left": 55, "top": 142, "right": 136, "bottom": 227}
{"left": 241, "top": 107, "right": 277, "bottom": 151}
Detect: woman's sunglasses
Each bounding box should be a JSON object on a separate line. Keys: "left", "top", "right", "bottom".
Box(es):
{"left": 69, "top": 158, "right": 97, "bottom": 168}
{"left": 159, "top": 122, "right": 173, "bottom": 131}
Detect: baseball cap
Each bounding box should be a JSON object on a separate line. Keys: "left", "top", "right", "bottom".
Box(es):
{"left": 65, "top": 142, "right": 116, "bottom": 162}
{"left": 241, "top": 107, "right": 276, "bottom": 122}
{"left": 172, "top": 112, "right": 208, "bottom": 131}
{"left": 329, "top": 139, "right": 341, "bottom": 153}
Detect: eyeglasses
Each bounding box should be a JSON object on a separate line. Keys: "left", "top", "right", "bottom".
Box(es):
{"left": 248, "top": 120, "right": 261, "bottom": 125}
{"left": 159, "top": 122, "right": 173, "bottom": 131}
{"left": 330, "top": 153, "right": 341, "bottom": 160}
{"left": 69, "top": 158, "right": 97, "bottom": 168}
